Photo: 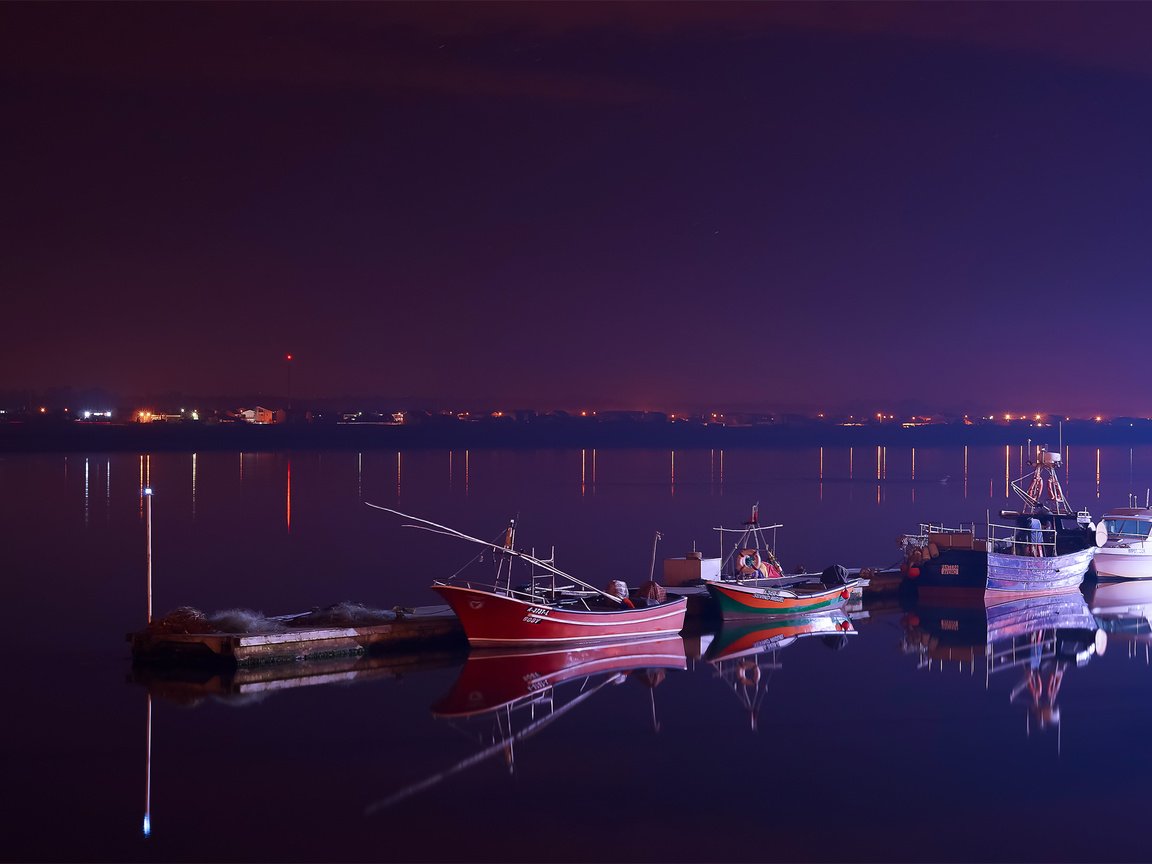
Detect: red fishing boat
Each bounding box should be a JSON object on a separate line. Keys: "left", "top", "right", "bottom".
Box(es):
{"left": 369, "top": 505, "right": 688, "bottom": 647}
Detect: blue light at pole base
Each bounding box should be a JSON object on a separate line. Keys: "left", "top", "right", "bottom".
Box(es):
{"left": 143, "top": 814, "right": 151, "bottom": 837}
{"left": 144, "top": 488, "right": 153, "bottom": 496}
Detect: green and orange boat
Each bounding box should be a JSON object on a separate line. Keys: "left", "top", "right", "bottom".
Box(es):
{"left": 706, "top": 569, "right": 862, "bottom": 618}
{"left": 701, "top": 505, "right": 866, "bottom": 618}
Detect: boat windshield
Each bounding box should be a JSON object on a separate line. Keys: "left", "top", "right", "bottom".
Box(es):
{"left": 1104, "top": 518, "right": 1152, "bottom": 539}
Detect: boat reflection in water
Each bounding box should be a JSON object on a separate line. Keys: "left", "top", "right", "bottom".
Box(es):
{"left": 1086, "top": 579, "right": 1152, "bottom": 658}
{"left": 703, "top": 612, "right": 855, "bottom": 731}
{"left": 366, "top": 635, "right": 687, "bottom": 813}
{"left": 901, "top": 591, "right": 1106, "bottom": 737}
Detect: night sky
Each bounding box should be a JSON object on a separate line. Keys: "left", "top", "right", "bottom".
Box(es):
{"left": 4, "top": 2, "right": 1152, "bottom": 415}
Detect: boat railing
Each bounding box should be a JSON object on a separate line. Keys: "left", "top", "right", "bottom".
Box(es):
{"left": 1100, "top": 519, "right": 1152, "bottom": 543}
{"left": 902, "top": 523, "right": 977, "bottom": 549}
{"left": 986, "top": 634, "right": 1057, "bottom": 674}
{"left": 917, "top": 522, "right": 976, "bottom": 536}
{"left": 435, "top": 579, "right": 600, "bottom": 604}
{"left": 985, "top": 519, "right": 1059, "bottom": 557}
{"left": 1105, "top": 529, "right": 1152, "bottom": 543}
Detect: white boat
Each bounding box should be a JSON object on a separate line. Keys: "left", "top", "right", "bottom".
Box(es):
{"left": 1093, "top": 495, "right": 1152, "bottom": 580}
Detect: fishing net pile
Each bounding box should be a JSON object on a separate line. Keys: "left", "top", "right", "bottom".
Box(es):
{"left": 289, "top": 601, "right": 398, "bottom": 627}
{"left": 144, "top": 602, "right": 397, "bottom": 635}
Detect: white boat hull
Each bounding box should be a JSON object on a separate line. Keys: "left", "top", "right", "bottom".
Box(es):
{"left": 985, "top": 546, "right": 1095, "bottom": 596}
{"left": 1094, "top": 547, "right": 1152, "bottom": 580}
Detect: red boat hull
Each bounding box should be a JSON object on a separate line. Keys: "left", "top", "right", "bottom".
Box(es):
{"left": 433, "top": 584, "right": 688, "bottom": 647}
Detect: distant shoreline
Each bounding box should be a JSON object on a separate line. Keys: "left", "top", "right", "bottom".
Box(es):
{"left": 3, "top": 419, "right": 1151, "bottom": 453}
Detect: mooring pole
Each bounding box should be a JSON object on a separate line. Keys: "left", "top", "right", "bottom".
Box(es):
{"left": 145, "top": 487, "right": 154, "bottom": 624}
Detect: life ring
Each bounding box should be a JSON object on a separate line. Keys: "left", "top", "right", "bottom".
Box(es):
{"left": 736, "top": 549, "right": 762, "bottom": 576}
{"left": 736, "top": 661, "right": 761, "bottom": 686}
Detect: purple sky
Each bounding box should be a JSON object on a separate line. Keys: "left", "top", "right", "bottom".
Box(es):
{"left": 3, "top": 2, "right": 1151, "bottom": 415}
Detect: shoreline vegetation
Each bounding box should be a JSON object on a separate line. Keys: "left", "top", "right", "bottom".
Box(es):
{"left": 3, "top": 417, "right": 1152, "bottom": 453}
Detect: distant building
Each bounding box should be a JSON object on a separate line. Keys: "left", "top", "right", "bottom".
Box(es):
{"left": 239, "top": 406, "right": 275, "bottom": 424}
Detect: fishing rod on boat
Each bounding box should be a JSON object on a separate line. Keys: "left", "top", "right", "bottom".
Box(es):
{"left": 365, "top": 503, "right": 625, "bottom": 604}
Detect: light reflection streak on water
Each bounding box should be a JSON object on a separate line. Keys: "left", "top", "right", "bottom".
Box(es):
{"left": 139, "top": 454, "right": 144, "bottom": 519}
{"left": 849, "top": 446, "right": 853, "bottom": 480}
{"left": 397, "top": 452, "right": 402, "bottom": 500}
{"left": 192, "top": 453, "right": 197, "bottom": 520}
{"left": 1097, "top": 448, "right": 1101, "bottom": 499}
{"left": 465, "top": 450, "right": 470, "bottom": 495}
{"left": 876, "top": 446, "right": 881, "bottom": 481}
{"left": 448, "top": 451, "right": 453, "bottom": 489}
{"left": 911, "top": 447, "right": 915, "bottom": 481}
{"left": 963, "top": 445, "right": 968, "bottom": 499}
{"left": 1005, "top": 444, "right": 1010, "bottom": 499}
{"left": 819, "top": 447, "right": 823, "bottom": 502}
{"left": 143, "top": 693, "right": 152, "bottom": 839}
{"left": 670, "top": 449, "right": 676, "bottom": 496}
{"left": 358, "top": 452, "right": 363, "bottom": 501}
{"left": 106, "top": 459, "right": 111, "bottom": 520}
{"left": 84, "top": 457, "right": 89, "bottom": 527}
{"left": 581, "top": 449, "right": 586, "bottom": 496}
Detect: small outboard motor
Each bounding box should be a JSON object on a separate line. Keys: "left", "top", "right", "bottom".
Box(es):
{"left": 820, "top": 564, "right": 850, "bottom": 589}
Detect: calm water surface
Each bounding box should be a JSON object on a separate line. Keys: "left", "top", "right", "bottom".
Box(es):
{"left": 5, "top": 444, "right": 1152, "bottom": 862}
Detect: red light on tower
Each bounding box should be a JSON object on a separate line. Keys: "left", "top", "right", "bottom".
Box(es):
{"left": 285, "top": 353, "right": 293, "bottom": 362}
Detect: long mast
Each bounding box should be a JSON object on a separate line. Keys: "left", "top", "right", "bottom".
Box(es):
{"left": 366, "top": 504, "right": 622, "bottom": 604}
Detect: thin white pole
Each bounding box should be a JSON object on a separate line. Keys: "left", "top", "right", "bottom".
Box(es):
{"left": 145, "top": 487, "right": 154, "bottom": 624}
